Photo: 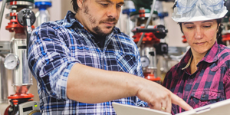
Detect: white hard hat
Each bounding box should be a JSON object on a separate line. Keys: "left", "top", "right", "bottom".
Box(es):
{"left": 172, "top": 0, "right": 228, "bottom": 22}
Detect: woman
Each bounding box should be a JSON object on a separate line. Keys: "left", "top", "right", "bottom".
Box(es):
{"left": 163, "top": 0, "right": 230, "bottom": 114}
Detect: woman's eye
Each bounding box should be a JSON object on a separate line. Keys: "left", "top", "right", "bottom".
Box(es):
{"left": 203, "top": 26, "right": 211, "bottom": 28}
{"left": 186, "top": 27, "right": 194, "bottom": 29}
{"left": 101, "top": 3, "right": 108, "bottom": 7}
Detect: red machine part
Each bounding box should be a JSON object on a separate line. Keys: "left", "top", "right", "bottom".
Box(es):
{"left": 182, "top": 35, "right": 187, "bottom": 43}
{"left": 133, "top": 32, "right": 160, "bottom": 44}
{"left": 133, "top": 26, "right": 160, "bottom": 44}
{"left": 10, "top": 1, "right": 18, "bottom": 5}
{"left": 8, "top": 93, "right": 34, "bottom": 100}
{"left": 4, "top": 105, "right": 10, "bottom": 115}
{"left": 5, "top": 12, "right": 35, "bottom": 33}
{"left": 4, "top": 94, "right": 34, "bottom": 115}
{"left": 222, "top": 34, "right": 230, "bottom": 42}
{"left": 144, "top": 73, "right": 161, "bottom": 82}
{"left": 139, "top": 8, "right": 145, "bottom": 18}
{"left": 8, "top": 93, "right": 34, "bottom": 105}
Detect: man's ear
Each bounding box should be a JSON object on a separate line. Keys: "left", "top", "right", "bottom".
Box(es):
{"left": 77, "top": 0, "right": 84, "bottom": 9}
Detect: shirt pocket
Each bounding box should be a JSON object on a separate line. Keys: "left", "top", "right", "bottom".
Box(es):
{"left": 115, "top": 51, "right": 137, "bottom": 73}
{"left": 190, "top": 90, "right": 221, "bottom": 108}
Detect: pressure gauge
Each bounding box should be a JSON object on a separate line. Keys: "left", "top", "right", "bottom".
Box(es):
{"left": 140, "top": 56, "right": 150, "bottom": 68}
{"left": 4, "top": 53, "right": 19, "bottom": 70}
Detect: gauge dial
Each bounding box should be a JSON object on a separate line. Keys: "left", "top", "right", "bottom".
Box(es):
{"left": 4, "top": 53, "right": 19, "bottom": 70}
{"left": 140, "top": 56, "right": 150, "bottom": 68}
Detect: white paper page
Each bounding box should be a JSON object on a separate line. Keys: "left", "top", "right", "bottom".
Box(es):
{"left": 113, "top": 99, "right": 230, "bottom": 115}
{"left": 112, "top": 102, "right": 170, "bottom": 115}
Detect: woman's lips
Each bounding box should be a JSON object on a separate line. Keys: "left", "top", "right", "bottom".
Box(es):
{"left": 195, "top": 42, "right": 205, "bottom": 45}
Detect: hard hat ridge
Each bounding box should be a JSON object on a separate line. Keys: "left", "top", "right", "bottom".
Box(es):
{"left": 172, "top": 0, "right": 228, "bottom": 22}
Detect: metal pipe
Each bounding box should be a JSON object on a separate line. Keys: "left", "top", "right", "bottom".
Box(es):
{"left": 0, "top": 56, "right": 8, "bottom": 104}
{"left": 137, "top": 0, "right": 157, "bottom": 47}
{"left": 12, "top": 33, "right": 33, "bottom": 94}
{"left": 0, "top": 0, "right": 7, "bottom": 29}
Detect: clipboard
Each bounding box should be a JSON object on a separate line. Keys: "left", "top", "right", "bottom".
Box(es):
{"left": 112, "top": 99, "right": 230, "bottom": 115}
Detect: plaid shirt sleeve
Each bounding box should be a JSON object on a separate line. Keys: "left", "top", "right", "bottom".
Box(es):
{"left": 28, "top": 23, "right": 80, "bottom": 100}
{"left": 224, "top": 61, "right": 230, "bottom": 99}
{"left": 162, "top": 66, "right": 174, "bottom": 88}
{"left": 135, "top": 46, "right": 144, "bottom": 78}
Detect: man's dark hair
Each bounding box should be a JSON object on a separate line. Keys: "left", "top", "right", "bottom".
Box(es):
{"left": 71, "top": 0, "right": 79, "bottom": 12}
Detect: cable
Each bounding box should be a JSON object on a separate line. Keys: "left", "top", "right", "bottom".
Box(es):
{"left": 0, "top": 0, "right": 7, "bottom": 29}
{"left": 137, "top": 0, "right": 157, "bottom": 47}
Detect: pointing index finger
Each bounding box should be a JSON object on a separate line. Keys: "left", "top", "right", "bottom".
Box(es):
{"left": 171, "top": 93, "right": 193, "bottom": 111}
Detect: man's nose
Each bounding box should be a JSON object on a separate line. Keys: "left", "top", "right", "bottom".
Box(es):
{"left": 107, "top": 5, "right": 119, "bottom": 18}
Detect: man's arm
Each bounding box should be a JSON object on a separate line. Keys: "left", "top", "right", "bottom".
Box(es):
{"left": 67, "top": 63, "right": 138, "bottom": 103}
{"left": 29, "top": 23, "right": 192, "bottom": 113}
{"left": 67, "top": 63, "right": 193, "bottom": 113}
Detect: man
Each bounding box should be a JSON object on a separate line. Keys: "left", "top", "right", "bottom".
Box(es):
{"left": 28, "top": 0, "right": 192, "bottom": 114}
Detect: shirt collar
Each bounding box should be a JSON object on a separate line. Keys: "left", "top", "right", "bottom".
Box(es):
{"left": 63, "top": 11, "right": 84, "bottom": 29}
{"left": 201, "top": 42, "right": 219, "bottom": 63}
{"left": 179, "top": 41, "right": 220, "bottom": 69}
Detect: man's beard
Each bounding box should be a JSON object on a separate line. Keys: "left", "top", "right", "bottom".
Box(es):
{"left": 83, "top": 4, "right": 117, "bottom": 36}
{"left": 92, "top": 25, "right": 114, "bottom": 36}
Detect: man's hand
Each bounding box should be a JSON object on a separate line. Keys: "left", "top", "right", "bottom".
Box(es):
{"left": 136, "top": 80, "right": 193, "bottom": 113}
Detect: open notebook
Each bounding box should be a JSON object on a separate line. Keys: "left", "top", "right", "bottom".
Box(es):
{"left": 112, "top": 99, "right": 230, "bottom": 115}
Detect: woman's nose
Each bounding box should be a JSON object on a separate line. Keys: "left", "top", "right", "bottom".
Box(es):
{"left": 194, "top": 27, "right": 203, "bottom": 39}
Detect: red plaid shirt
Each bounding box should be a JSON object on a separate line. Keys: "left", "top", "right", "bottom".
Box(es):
{"left": 163, "top": 42, "right": 230, "bottom": 114}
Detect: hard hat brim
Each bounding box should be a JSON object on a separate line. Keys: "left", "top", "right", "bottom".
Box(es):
{"left": 172, "top": 9, "right": 228, "bottom": 22}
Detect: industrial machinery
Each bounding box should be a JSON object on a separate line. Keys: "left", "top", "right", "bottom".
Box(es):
{"left": 132, "top": 25, "right": 168, "bottom": 82}
{"left": 0, "top": 0, "right": 41, "bottom": 114}
{"left": 0, "top": 42, "right": 10, "bottom": 105}
{"left": 124, "top": 0, "right": 173, "bottom": 83}
{"left": 34, "top": 0, "right": 51, "bottom": 26}
{"left": 122, "top": 0, "right": 136, "bottom": 37}
{"left": 0, "top": 41, "right": 10, "bottom": 114}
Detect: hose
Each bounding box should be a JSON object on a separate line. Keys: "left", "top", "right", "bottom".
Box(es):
{"left": 137, "top": 0, "right": 157, "bottom": 47}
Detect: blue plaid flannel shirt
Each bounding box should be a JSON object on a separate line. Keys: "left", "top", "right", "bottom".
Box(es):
{"left": 28, "top": 11, "right": 147, "bottom": 115}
